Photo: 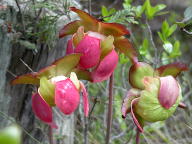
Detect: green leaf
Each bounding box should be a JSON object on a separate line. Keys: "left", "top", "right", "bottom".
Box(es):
{"left": 0, "top": 125, "right": 21, "bottom": 144}
{"left": 139, "top": 39, "right": 149, "bottom": 56}
{"left": 168, "top": 24, "right": 177, "bottom": 37}
{"left": 163, "top": 41, "right": 173, "bottom": 54}
{"left": 170, "top": 41, "right": 181, "bottom": 58}
{"left": 184, "top": 7, "right": 192, "bottom": 22}
{"left": 39, "top": 77, "right": 55, "bottom": 106}
{"left": 154, "top": 4, "right": 166, "bottom": 13}
{"left": 157, "top": 31, "right": 164, "bottom": 42}
{"left": 162, "top": 20, "right": 169, "bottom": 38}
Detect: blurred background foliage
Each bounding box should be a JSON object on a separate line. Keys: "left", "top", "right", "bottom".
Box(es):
{"left": 0, "top": 0, "right": 192, "bottom": 144}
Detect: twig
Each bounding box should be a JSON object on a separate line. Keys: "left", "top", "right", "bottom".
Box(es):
{"left": 6, "top": 70, "right": 17, "bottom": 77}
{"left": 105, "top": 74, "right": 114, "bottom": 144}
{"left": 88, "top": 97, "right": 98, "bottom": 120}
{"left": 145, "top": 19, "right": 158, "bottom": 67}
{"left": 20, "top": 58, "right": 34, "bottom": 72}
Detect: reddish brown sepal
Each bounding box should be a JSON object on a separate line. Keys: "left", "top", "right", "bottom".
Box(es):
{"left": 156, "top": 62, "right": 188, "bottom": 77}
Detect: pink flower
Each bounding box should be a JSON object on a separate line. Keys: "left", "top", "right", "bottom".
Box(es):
{"left": 66, "top": 27, "right": 118, "bottom": 82}
{"left": 32, "top": 73, "right": 89, "bottom": 128}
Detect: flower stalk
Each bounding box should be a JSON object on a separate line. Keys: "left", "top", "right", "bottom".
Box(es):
{"left": 105, "top": 73, "right": 114, "bottom": 144}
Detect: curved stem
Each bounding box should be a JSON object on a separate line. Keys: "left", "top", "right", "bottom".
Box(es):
{"left": 105, "top": 73, "right": 114, "bottom": 144}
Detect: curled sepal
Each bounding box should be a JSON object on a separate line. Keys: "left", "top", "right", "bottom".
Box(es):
{"left": 74, "top": 35, "right": 101, "bottom": 69}
{"left": 59, "top": 20, "right": 82, "bottom": 38}
{"left": 114, "top": 36, "right": 138, "bottom": 63}
{"left": 39, "top": 77, "right": 55, "bottom": 106}
{"left": 11, "top": 73, "right": 39, "bottom": 85}
{"left": 156, "top": 62, "right": 188, "bottom": 77}
{"left": 121, "top": 89, "right": 140, "bottom": 119}
{"left": 129, "top": 62, "right": 154, "bottom": 90}
{"left": 72, "top": 68, "right": 92, "bottom": 81}
{"left": 158, "top": 76, "right": 179, "bottom": 109}
{"left": 80, "top": 82, "right": 89, "bottom": 117}
{"left": 32, "top": 93, "right": 57, "bottom": 128}
{"left": 100, "top": 35, "right": 114, "bottom": 60}
{"left": 131, "top": 98, "right": 144, "bottom": 133}
{"left": 91, "top": 50, "right": 118, "bottom": 83}
{"left": 70, "top": 7, "right": 98, "bottom": 32}
{"left": 53, "top": 53, "right": 82, "bottom": 76}
{"left": 55, "top": 79, "right": 80, "bottom": 115}
{"left": 99, "top": 22, "right": 130, "bottom": 37}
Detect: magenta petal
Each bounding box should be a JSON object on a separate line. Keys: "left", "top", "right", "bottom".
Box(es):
{"left": 130, "top": 98, "right": 143, "bottom": 133}
{"left": 80, "top": 82, "right": 89, "bottom": 117}
{"left": 158, "top": 76, "right": 179, "bottom": 109}
{"left": 55, "top": 79, "right": 80, "bottom": 115}
{"left": 91, "top": 50, "right": 118, "bottom": 82}
{"left": 66, "top": 39, "right": 74, "bottom": 55}
{"left": 74, "top": 35, "right": 101, "bottom": 69}
{"left": 32, "top": 93, "right": 57, "bottom": 128}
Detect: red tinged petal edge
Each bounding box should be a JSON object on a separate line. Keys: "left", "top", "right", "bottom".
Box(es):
{"left": 130, "top": 98, "right": 144, "bottom": 133}
{"left": 32, "top": 93, "right": 57, "bottom": 128}
{"left": 91, "top": 50, "right": 118, "bottom": 83}
{"left": 80, "top": 82, "right": 89, "bottom": 117}
{"left": 75, "top": 35, "right": 101, "bottom": 69}
{"left": 55, "top": 78, "right": 80, "bottom": 115}
{"left": 158, "top": 76, "right": 179, "bottom": 109}
{"left": 156, "top": 62, "right": 188, "bottom": 77}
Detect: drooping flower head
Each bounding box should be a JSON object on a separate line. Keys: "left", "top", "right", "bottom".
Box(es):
{"left": 59, "top": 7, "right": 137, "bottom": 82}
{"left": 12, "top": 54, "right": 89, "bottom": 128}
{"left": 122, "top": 61, "right": 188, "bottom": 132}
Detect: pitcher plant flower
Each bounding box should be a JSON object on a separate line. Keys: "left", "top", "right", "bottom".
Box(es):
{"left": 122, "top": 61, "right": 188, "bottom": 133}
{"left": 12, "top": 54, "right": 89, "bottom": 128}
{"left": 59, "top": 7, "right": 137, "bottom": 82}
